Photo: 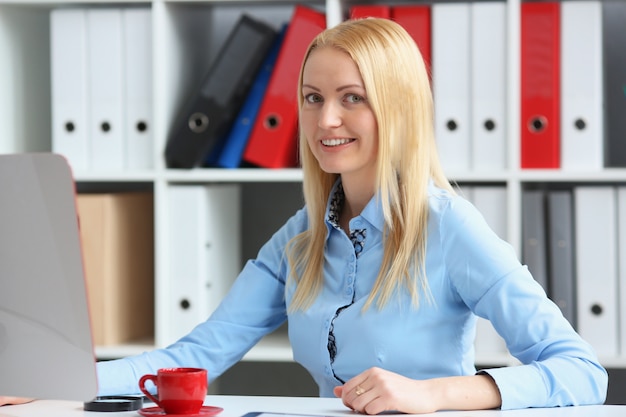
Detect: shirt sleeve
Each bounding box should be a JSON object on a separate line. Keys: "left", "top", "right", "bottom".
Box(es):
{"left": 439, "top": 196, "right": 607, "bottom": 410}
{"left": 96, "top": 207, "right": 308, "bottom": 396}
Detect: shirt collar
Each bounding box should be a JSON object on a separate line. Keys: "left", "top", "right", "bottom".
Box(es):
{"left": 324, "top": 179, "right": 385, "bottom": 233}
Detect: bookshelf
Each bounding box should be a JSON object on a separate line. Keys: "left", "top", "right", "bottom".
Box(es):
{"left": 1, "top": 0, "right": 625, "bottom": 376}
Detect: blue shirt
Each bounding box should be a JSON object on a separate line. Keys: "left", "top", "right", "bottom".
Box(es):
{"left": 97, "top": 182, "right": 607, "bottom": 410}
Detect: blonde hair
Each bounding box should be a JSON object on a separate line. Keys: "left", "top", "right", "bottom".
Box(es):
{"left": 287, "top": 17, "right": 453, "bottom": 311}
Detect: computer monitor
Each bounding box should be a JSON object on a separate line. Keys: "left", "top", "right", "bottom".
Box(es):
{"left": 0, "top": 153, "right": 98, "bottom": 401}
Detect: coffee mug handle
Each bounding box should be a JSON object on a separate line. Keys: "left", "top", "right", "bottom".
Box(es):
{"left": 138, "top": 374, "right": 161, "bottom": 407}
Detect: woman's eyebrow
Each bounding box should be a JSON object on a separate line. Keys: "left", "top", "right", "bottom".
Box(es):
{"left": 301, "top": 84, "right": 364, "bottom": 92}
{"left": 301, "top": 84, "right": 320, "bottom": 91}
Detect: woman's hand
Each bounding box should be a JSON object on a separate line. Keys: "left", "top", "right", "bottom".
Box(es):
{"left": 0, "top": 397, "right": 34, "bottom": 406}
{"left": 333, "top": 367, "right": 438, "bottom": 414}
{"left": 333, "top": 367, "right": 501, "bottom": 415}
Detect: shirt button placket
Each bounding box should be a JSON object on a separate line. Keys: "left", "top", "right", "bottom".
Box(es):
{"left": 345, "top": 252, "right": 356, "bottom": 299}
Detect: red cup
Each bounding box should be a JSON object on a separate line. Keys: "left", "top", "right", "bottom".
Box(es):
{"left": 138, "top": 367, "right": 208, "bottom": 414}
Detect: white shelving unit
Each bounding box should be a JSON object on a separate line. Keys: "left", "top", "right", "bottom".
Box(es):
{"left": 1, "top": 0, "right": 624, "bottom": 371}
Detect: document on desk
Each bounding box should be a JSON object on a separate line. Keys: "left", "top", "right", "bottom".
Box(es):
{"left": 237, "top": 408, "right": 626, "bottom": 417}
{"left": 240, "top": 411, "right": 326, "bottom": 417}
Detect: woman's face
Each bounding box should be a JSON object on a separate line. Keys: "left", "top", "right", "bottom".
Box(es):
{"left": 300, "top": 47, "right": 379, "bottom": 183}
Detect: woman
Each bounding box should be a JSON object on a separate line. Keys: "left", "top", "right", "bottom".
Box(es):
{"left": 1, "top": 17, "right": 607, "bottom": 413}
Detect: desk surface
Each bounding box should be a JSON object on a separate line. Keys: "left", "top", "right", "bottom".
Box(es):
{"left": 0, "top": 395, "right": 624, "bottom": 417}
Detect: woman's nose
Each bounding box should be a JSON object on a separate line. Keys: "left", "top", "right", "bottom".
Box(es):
{"left": 318, "top": 102, "right": 342, "bottom": 129}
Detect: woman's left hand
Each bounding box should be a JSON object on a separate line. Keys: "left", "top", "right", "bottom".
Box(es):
{"left": 333, "top": 367, "right": 502, "bottom": 415}
{"left": 333, "top": 367, "right": 437, "bottom": 415}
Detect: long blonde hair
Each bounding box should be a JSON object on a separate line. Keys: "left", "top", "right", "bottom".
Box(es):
{"left": 287, "top": 17, "right": 453, "bottom": 311}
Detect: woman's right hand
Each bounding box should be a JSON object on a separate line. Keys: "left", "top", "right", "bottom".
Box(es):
{"left": 0, "top": 397, "right": 34, "bottom": 406}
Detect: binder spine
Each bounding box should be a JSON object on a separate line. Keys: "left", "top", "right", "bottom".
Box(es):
{"left": 165, "top": 15, "right": 277, "bottom": 169}
{"left": 243, "top": 6, "right": 327, "bottom": 169}
{"left": 520, "top": 2, "right": 560, "bottom": 169}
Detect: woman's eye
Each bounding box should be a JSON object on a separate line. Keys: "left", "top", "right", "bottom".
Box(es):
{"left": 345, "top": 94, "right": 364, "bottom": 103}
{"left": 305, "top": 93, "right": 322, "bottom": 103}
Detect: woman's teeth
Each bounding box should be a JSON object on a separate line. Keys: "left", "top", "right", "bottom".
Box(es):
{"left": 322, "top": 138, "right": 353, "bottom": 147}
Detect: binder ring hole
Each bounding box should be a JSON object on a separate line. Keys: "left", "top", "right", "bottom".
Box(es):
{"left": 136, "top": 121, "right": 148, "bottom": 133}
{"left": 574, "top": 118, "right": 587, "bottom": 131}
{"left": 265, "top": 114, "right": 280, "bottom": 130}
{"left": 446, "top": 119, "right": 458, "bottom": 131}
{"left": 188, "top": 112, "right": 209, "bottom": 133}
{"left": 528, "top": 116, "right": 547, "bottom": 133}
{"left": 65, "top": 121, "right": 75, "bottom": 133}
{"left": 180, "top": 299, "right": 191, "bottom": 310}
{"left": 101, "top": 121, "right": 111, "bottom": 133}
{"left": 590, "top": 303, "right": 603, "bottom": 316}
{"left": 484, "top": 119, "right": 496, "bottom": 131}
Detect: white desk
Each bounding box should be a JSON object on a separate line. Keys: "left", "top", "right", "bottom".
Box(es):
{"left": 0, "top": 396, "right": 624, "bottom": 417}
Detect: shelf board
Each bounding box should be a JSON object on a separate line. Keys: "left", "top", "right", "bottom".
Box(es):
{"left": 94, "top": 340, "right": 626, "bottom": 369}
{"left": 517, "top": 169, "right": 626, "bottom": 183}
{"left": 72, "top": 167, "right": 626, "bottom": 185}
{"left": 73, "top": 168, "right": 304, "bottom": 183}
{"left": 164, "top": 168, "right": 303, "bottom": 183}
{"left": 242, "top": 333, "right": 293, "bottom": 362}
{"left": 597, "top": 356, "right": 626, "bottom": 369}
{"left": 475, "top": 353, "right": 521, "bottom": 368}
{"left": 94, "top": 334, "right": 294, "bottom": 362}
{"left": 95, "top": 340, "right": 154, "bottom": 360}
{"left": 75, "top": 171, "right": 157, "bottom": 183}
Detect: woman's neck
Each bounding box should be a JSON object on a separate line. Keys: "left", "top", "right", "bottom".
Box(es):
{"left": 339, "top": 176, "right": 375, "bottom": 233}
